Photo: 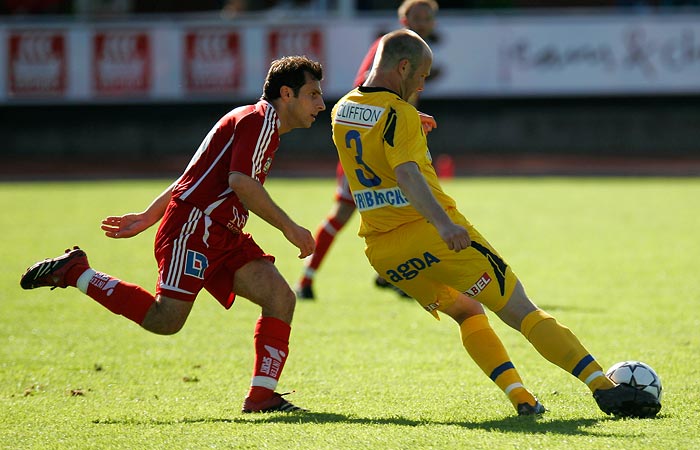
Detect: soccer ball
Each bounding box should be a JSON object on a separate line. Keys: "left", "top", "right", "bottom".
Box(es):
{"left": 606, "top": 360, "right": 662, "bottom": 402}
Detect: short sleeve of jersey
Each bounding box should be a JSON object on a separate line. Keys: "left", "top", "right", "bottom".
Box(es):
{"left": 383, "top": 102, "right": 427, "bottom": 170}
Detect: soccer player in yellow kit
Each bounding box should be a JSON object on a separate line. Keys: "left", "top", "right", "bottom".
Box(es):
{"left": 332, "top": 29, "right": 660, "bottom": 418}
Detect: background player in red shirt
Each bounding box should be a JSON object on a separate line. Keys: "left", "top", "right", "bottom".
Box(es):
{"left": 296, "top": 0, "right": 439, "bottom": 300}
{"left": 20, "top": 55, "right": 326, "bottom": 414}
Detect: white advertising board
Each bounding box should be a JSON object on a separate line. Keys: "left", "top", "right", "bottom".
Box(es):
{"left": 1, "top": 13, "right": 698, "bottom": 103}
{"left": 430, "top": 14, "right": 700, "bottom": 96}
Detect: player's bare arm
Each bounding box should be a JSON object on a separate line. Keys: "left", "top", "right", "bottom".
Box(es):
{"left": 394, "top": 161, "right": 470, "bottom": 252}
{"left": 101, "top": 182, "right": 175, "bottom": 239}
{"left": 228, "top": 171, "right": 315, "bottom": 258}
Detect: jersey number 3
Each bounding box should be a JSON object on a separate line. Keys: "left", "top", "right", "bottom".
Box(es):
{"left": 345, "top": 130, "right": 381, "bottom": 188}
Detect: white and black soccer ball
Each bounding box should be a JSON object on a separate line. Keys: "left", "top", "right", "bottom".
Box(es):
{"left": 606, "top": 360, "right": 662, "bottom": 402}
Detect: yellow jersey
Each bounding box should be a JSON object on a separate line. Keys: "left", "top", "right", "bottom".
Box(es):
{"left": 332, "top": 86, "right": 456, "bottom": 237}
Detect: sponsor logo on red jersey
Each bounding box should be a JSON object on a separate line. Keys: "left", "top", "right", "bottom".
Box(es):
{"left": 93, "top": 30, "right": 151, "bottom": 96}
{"left": 262, "top": 157, "right": 272, "bottom": 175}
{"left": 184, "top": 29, "right": 241, "bottom": 93}
{"left": 8, "top": 30, "right": 66, "bottom": 97}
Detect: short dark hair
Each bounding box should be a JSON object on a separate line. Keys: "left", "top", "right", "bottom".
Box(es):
{"left": 262, "top": 56, "right": 323, "bottom": 101}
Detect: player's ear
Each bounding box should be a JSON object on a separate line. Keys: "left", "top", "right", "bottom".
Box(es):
{"left": 279, "top": 85, "right": 293, "bottom": 101}
{"left": 398, "top": 59, "right": 410, "bottom": 77}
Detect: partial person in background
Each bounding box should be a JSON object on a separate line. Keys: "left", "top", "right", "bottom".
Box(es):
{"left": 20, "top": 56, "right": 326, "bottom": 414}
{"left": 296, "top": 0, "right": 439, "bottom": 300}
{"left": 331, "top": 29, "right": 660, "bottom": 418}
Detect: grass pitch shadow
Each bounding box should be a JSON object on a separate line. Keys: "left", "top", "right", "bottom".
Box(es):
{"left": 239, "top": 412, "right": 610, "bottom": 437}
{"left": 93, "top": 412, "right": 624, "bottom": 437}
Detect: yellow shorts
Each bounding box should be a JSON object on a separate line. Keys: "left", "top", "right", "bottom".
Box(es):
{"left": 365, "top": 209, "right": 518, "bottom": 319}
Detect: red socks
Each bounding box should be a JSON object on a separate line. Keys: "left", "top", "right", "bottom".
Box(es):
{"left": 73, "top": 270, "right": 292, "bottom": 403}
{"left": 246, "top": 316, "right": 291, "bottom": 403}
{"left": 81, "top": 270, "right": 155, "bottom": 324}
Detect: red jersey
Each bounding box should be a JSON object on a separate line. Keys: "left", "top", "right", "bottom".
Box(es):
{"left": 172, "top": 100, "right": 280, "bottom": 234}
{"left": 353, "top": 37, "right": 381, "bottom": 88}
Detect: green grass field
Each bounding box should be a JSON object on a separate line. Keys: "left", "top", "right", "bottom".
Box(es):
{"left": 1, "top": 177, "right": 699, "bottom": 449}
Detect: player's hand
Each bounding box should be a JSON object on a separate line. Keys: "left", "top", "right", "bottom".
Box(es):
{"left": 284, "top": 224, "right": 316, "bottom": 259}
{"left": 438, "top": 222, "right": 471, "bottom": 252}
{"left": 101, "top": 214, "right": 148, "bottom": 239}
{"left": 418, "top": 112, "right": 437, "bottom": 135}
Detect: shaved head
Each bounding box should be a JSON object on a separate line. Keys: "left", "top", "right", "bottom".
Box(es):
{"left": 375, "top": 29, "right": 432, "bottom": 77}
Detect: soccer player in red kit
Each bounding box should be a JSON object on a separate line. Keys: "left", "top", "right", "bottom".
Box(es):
{"left": 20, "top": 56, "right": 325, "bottom": 413}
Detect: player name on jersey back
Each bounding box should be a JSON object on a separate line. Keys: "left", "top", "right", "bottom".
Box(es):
{"left": 334, "top": 100, "right": 384, "bottom": 128}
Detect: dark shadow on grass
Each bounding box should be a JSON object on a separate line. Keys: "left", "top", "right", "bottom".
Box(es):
{"left": 92, "top": 412, "right": 635, "bottom": 437}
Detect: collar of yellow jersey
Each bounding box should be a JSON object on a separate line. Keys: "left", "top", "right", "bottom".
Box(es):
{"left": 357, "top": 86, "right": 400, "bottom": 97}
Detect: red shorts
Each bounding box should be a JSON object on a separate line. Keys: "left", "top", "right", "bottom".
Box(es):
{"left": 154, "top": 200, "right": 274, "bottom": 309}
{"left": 334, "top": 161, "right": 354, "bottom": 205}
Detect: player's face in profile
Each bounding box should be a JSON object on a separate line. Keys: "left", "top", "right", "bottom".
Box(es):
{"left": 403, "top": 55, "right": 432, "bottom": 100}
{"left": 289, "top": 73, "right": 326, "bottom": 129}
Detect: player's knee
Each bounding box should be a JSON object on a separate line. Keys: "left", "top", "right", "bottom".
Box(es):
{"left": 160, "top": 321, "right": 186, "bottom": 335}
{"left": 278, "top": 284, "right": 297, "bottom": 313}
{"left": 142, "top": 317, "right": 187, "bottom": 335}
{"left": 254, "top": 280, "right": 296, "bottom": 322}
{"left": 495, "top": 285, "right": 537, "bottom": 331}
{"left": 141, "top": 296, "right": 192, "bottom": 335}
{"left": 443, "top": 295, "right": 486, "bottom": 325}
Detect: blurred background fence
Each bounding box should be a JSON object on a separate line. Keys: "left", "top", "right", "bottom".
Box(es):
{"left": 1, "top": 1, "right": 699, "bottom": 177}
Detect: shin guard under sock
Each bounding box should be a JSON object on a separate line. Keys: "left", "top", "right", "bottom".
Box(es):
{"left": 521, "top": 309, "right": 613, "bottom": 392}
{"left": 461, "top": 314, "right": 536, "bottom": 407}
{"left": 77, "top": 269, "right": 155, "bottom": 325}
{"left": 247, "top": 316, "right": 292, "bottom": 403}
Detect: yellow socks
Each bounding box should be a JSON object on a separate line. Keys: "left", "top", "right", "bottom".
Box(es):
{"left": 460, "top": 314, "right": 537, "bottom": 408}
{"left": 520, "top": 309, "right": 614, "bottom": 392}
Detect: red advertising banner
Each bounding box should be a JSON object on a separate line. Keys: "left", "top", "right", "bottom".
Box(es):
{"left": 184, "top": 29, "right": 241, "bottom": 94}
{"left": 267, "top": 28, "right": 324, "bottom": 68}
{"left": 7, "top": 30, "right": 66, "bottom": 97}
{"left": 93, "top": 30, "right": 151, "bottom": 96}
